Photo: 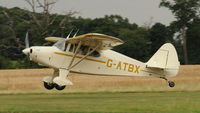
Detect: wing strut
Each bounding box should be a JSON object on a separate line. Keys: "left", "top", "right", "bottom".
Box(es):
{"left": 48, "top": 41, "right": 100, "bottom": 87}
{"left": 68, "top": 43, "right": 100, "bottom": 70}
{"left": 67, "top": 41, "right": 82, "bottom": 69}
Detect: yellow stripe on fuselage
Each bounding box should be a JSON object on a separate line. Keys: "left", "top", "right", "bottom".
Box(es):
{"left": 54, "top": 52, "right": 106, "bottom": 64}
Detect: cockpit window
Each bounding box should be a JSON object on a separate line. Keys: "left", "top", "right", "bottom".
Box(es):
{"left": 68, "top": 44, "right": 100, "bottom": 57}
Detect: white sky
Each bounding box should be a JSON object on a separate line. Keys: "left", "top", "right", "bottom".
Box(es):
{"left": 0, "top": 0, "right": 175, "bottom": 26}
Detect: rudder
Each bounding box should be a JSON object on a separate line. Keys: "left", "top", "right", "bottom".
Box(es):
{"left": 146, "top": 43, "right": 180, "bottom": 70}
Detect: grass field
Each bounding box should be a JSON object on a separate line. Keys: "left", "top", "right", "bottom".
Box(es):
{"left": 0, "top": 92, "right": 200, "bottom": 113}
{"left": 0, "top": 65, "right": 200, "bottom": 113}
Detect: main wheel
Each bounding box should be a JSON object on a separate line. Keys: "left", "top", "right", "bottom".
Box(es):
{"left": 55, "top": 84, "right": 66, "bottom": 90}
{"left": 43, "top": 82, "right": 55, "bottom": 90}
{"left": 168, "top": 81, "right": 175, "bottom": 88}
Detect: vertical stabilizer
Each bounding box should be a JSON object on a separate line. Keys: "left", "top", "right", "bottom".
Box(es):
{"left": 147, "top": 43, "right": 180, "bottom": 70}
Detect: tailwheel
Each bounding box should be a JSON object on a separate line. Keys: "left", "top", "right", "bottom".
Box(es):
{"left": 168, "top": 81, "right": 175, "bottom": 88}
{"left": 160, "top": 77, "right": 175, "bottom": 88}
{"left": 44, "top": 82, "right": 55, "bottom": 90}
{"left": 55, "top": 84, "right": 66, "bottom": 90}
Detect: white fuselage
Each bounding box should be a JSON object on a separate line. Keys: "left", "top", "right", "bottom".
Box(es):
{"left": 28, "top": 46, "right": 179, "bottom": 78}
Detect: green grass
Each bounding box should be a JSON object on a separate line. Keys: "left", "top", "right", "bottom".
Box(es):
{"left": 0, "top": 92, "right": 200, "bottom": 113}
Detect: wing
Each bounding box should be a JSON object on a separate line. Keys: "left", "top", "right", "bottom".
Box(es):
{"left": 45, "top": 37, "right": 64, "bottom": 42}
{"left": 45, "top": 33, "right": 124, "bottom": 50}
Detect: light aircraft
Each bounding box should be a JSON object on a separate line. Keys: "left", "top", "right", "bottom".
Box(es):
{"left": 22, "top": 31, "right": 180, "bottom": 90}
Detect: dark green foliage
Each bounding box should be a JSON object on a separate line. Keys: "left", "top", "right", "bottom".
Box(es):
{"left": 160, "top": 0, "right": 200, "bottom": 64}
{"left": 0, "top": 6, "right": 151, "bottom": 69}
{"left": 148, "top": 23, "right": 173, "bottom": 54}
{"left": 0, "top": 56, "right": 11, "bottom": 68}
{"left": 0, "top": 4, "right": 200, "bottom": 69}
{"left": 160, "top": 0, "right": 200, "bottom": 29}
{"left": 114, "top": 28, "right": 150, "bottom": 62}
{"left": 187, "top": 19, "right": 200, "bottom": 64}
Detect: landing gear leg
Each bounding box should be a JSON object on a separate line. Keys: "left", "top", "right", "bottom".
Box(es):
{"left": 160, "top": 77, "right": 175, "bottom": 88}
{"left": 42, "top": 69, "right": 59, "bottom": 90}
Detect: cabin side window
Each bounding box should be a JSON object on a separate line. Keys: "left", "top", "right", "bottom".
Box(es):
{"left": 80, "top": 45, "right": 89, "bottom": 55}
{"left": 87, "top": 48, "right": 100, "bottom": 57}
{"left": 69, "top": 44, "right": 76, "bottom": 53}
{"left": 68, "top": 44, "right": 100, "bottom": 57}
{"left": 91, "top": 51, "right": 100, "bottom": 57}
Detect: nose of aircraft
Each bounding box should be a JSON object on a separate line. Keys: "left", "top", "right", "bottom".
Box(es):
{"left": 22, "top": 48, "right": 31, "bottom": 55}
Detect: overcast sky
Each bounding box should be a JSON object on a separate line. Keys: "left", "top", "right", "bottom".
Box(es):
{"left": 0, "top": 0, "right": 175, "bottom": 26}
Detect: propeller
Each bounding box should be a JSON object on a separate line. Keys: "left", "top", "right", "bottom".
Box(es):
{"left": 25, "top": 32, "right": 29, "bottom": 48}
{"left": 22, "top": 32, "right": 33, "bottom": 61}
{"left": 23, "top": 32, "right": 31, "bottom": 55}
{"left": 22, "top": 32, "right": 32, "bottom": 60}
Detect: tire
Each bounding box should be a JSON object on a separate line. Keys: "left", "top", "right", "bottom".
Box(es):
{"left": 168, "top": 81, "right": 175, "bottom": 88}
{"left": 55, "top": 84, "right": 66, "bottom": 90}
{"left": 43, "top": 82, "right": 54, "bottom": 90}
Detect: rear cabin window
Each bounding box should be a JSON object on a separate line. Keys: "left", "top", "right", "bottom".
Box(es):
{"left": 91, "top": 51, "right": 100, "bottom": 57}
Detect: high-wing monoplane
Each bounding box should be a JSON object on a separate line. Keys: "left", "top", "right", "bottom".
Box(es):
{"left": 22, "top": 32, "right": 180, "bottom": 90}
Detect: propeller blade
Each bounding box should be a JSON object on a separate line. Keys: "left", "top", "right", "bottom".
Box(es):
{"left": 72, "top": 29, "right": 79, "bottom": 38}
{"left": 25, "top": 32, "right": 29, "bottom": 48}
{"left": 66, "top": 29, "right": 74, "bottom": 39}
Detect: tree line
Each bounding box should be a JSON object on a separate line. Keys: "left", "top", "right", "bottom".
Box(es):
{"left": 0, "top": 0, "right": 200, "bottom": 69}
